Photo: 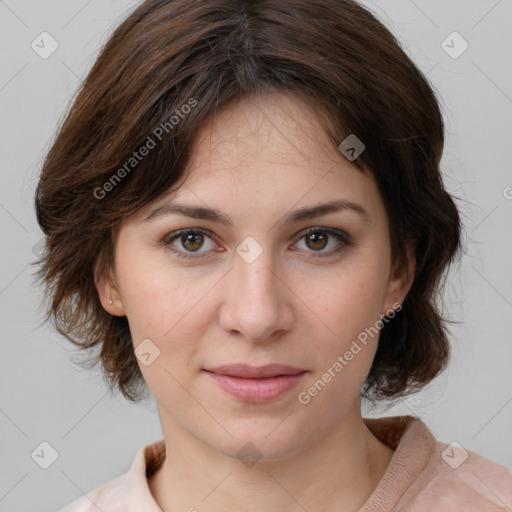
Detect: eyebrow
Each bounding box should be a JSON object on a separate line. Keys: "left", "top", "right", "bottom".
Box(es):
{"left": 142, "top": 199, "right": 370, "bottom": 226}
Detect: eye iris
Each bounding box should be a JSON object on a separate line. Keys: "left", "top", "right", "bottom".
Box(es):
{"left": 182, "top": 233, "right": 204, "bottom": 252}
{"left": 306, "top": 232, "right": 328, "bottom": 251}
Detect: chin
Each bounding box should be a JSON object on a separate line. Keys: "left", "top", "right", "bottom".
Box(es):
{"left": 209, "top": 418, "right": 308, "bottom": 463}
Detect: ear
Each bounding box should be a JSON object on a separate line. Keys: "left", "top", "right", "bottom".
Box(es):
{"left": 93, "top": 257, "right": 126, "bottom": 317}
{"left": 382, "top": 242, "right": 416, "bottom": 316}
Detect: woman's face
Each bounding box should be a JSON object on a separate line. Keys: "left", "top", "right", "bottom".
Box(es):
{"left": 98, "top": 91, "right": 413, "bottom": 461}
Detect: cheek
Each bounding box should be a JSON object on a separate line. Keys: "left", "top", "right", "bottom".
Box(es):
{"left": 117, "top": 257, "right": 216, "bottom": 369}
{"left": 120, "top": 276, "right": 175, "bottom": 340}
{"left": 294, "top": 327, "right": 378, "bottom": 427}
{"left": 116, "top": 248, "right": 195, "bottom": 333}
{"left": 299, "top": 262, "right": 388, "bottom": 341}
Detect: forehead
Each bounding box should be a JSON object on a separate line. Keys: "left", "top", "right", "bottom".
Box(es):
{"left": 130, "top": 91, "right": 387, "bottom": 229}
{"left": 190, "top": 91, "right": 344, "bottom": 176}
{"left": 177, "top": 93, "right": 381, "bottom": 212}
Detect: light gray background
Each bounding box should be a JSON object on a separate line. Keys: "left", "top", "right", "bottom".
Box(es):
{"left": 1, "top": 1, "right": 511, "bottom": 511}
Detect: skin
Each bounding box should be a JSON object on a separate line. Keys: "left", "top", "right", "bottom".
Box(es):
{"left": 95, "top": 91, "right": 415, "bottom": 512}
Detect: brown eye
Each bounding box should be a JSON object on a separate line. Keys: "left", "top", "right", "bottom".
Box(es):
{"left": 164, "top": 229, "right": 217, "bottom": 259}
{"left": 181, "top": 232, "right": 204, "bottom": 252}
{"left": 295, "top": 228, "right": 351, "bottom": 257}
{"left": 305, "top": 231, "right": 329, "bottom": 251}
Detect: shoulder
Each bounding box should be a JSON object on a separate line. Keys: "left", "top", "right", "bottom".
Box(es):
{"left": 399, "top": 438, "right": 512, "bottom": 511}
{"left": 363, "top": 415, "right": 512, "bottom": 511}
{"left": 55, "top": 438, "right": 165, "bottom": 512}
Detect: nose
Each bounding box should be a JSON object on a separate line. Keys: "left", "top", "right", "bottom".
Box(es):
{"left": 218, "top": 245, "right": 295, "bottom": 343}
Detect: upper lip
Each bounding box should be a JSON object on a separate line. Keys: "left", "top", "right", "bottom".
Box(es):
{"left": 204, "top": 364, "right": 305, "bottom": 379}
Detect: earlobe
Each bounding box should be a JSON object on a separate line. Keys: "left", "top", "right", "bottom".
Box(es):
{"left": 382, "top": 243, "right": 416, "bottom": 317}
{"left": 93, "top": 261, "right": 126, "bottom": 316}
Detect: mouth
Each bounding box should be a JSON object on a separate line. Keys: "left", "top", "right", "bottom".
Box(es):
{"left": 203, "top": 364, "right": 308, "bottom": 403}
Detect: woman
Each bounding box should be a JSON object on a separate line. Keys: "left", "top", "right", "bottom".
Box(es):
{"left": 34, "top": 0, "right": 512, "bottom": 510}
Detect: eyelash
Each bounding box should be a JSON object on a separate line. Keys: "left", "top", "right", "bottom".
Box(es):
{"left": 162, "top": 227, "right": 352, "bottom": 260}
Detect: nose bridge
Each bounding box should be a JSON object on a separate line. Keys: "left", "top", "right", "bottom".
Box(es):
{"left": 221, "top": 235, "right": 293, "bottom": 341}
{"left": 235, "top": 236, "right": 281, "bottom": 306}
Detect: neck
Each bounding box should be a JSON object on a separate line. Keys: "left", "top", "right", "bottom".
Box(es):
{"left": 148, "top": 406, "right": 394, "bottom": 512}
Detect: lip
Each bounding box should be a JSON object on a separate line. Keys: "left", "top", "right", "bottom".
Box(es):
{"left": 205, "top": 363, "right": 305, "bottom": 378}
{"left": 203, "top": 364, "right": 308, "bottom": 403}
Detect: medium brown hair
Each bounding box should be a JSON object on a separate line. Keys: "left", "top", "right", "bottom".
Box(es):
{"left": 33, "top": 0, "right": 463, "bottom": 404}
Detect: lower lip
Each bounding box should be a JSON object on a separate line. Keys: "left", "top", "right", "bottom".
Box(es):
{"left": 205, "top": 371, "right": 307, "bottom": 403}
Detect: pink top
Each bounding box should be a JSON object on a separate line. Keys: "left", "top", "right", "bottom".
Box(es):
{"left": 57, "top": 415, "right": 512, "bottom": 511}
